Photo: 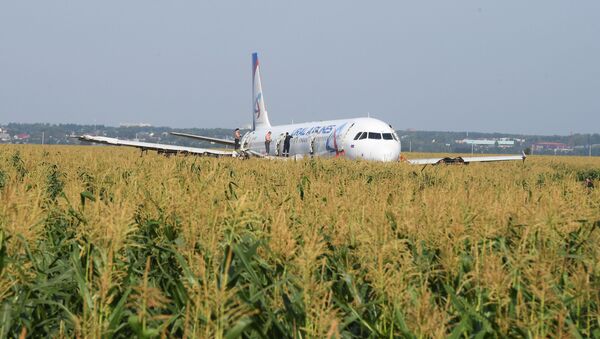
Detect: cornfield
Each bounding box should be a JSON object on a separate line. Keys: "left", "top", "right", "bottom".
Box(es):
{"left": 1, "top": 145, "right": 599, "bottom": 338}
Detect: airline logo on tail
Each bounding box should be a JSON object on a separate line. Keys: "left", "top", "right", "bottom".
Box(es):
{"left": 254, "top": 93, "right": 262, "bottom": 119}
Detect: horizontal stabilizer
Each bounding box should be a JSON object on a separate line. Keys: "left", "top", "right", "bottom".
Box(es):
{"left": 169, "top": 132, "right": 236, "bottom": 146}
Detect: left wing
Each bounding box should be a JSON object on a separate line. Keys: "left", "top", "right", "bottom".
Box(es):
{"left": 77, "top": 135, "right": 235, "bottom": 156}
{"left": 407, "top": 153, "right": 526, "bottom": 165}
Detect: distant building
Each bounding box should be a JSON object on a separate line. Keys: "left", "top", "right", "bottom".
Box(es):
{"left": 0, "top": 128, "right": 10, "bottom": 142}
{"left": 532, "top": 142, "right": 572, "bottom": 152}
{"left": 455, "top": 138, "right": 517, "bottom": 148}
{"left": 119, "top": 123, "right": 152, "bottom": 127}
{"left": 14, "top": 133, "right": 30, "bottom": 140}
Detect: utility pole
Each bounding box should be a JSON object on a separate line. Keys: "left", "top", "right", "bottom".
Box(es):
{"left": 589, "top": 134, "right": 592, "bottom": 157}
{"left": 42, "top": 131, "right": 45, "bottom": 145}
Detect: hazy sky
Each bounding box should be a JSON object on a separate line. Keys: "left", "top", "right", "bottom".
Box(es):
{"left": 1, "top": 1, "right": 599, "bottom": 134}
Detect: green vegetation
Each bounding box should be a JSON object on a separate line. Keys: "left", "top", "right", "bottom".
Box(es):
{"left": 0, "top": 145, "right": 599, "bottom": 337}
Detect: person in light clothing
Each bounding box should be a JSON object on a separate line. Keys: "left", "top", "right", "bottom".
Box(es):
{"left": 265, "top": 131, "right": 272, "bottom": 155}
{"left": 233, "top": 128, "right": 241, "bottom": 150}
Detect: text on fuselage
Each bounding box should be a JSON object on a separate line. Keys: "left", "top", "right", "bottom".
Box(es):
{"left": 291, "top": 125, "right": 335, "bottom": 137}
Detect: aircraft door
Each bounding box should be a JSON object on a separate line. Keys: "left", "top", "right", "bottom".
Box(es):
{"left": 332, "top": 123, "right": 355, "bottom": 155}
{"left": 241, "top": 132, "right": 254, "bottom": 150}
{"left": 275, "top": 133, "right": 284, "bottom": 156}
{"left": 326, "top": 124, "right": 346, "bottom": 155}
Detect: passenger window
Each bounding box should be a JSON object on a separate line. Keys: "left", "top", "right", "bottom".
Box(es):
{"left": 382, "top": 133, "right": 393, "bottom": 140}
{"left": 353, "top": 132, "right": 362, "bottom": 140}
{"left": 368, "top": 132, "right": 382, "bottom": 140}
{"left": 359, "top": 132, "right": 367, "bottom": 140}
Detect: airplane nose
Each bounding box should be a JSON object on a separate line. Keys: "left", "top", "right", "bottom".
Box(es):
{"left": 372, "top": 143, "right": 400, "bottom": 161}
{"left": 353, "top": 143, "right": 400, "bottom": 162}
{"left": 379, "top": 150, "right": 400, "bottom": 162}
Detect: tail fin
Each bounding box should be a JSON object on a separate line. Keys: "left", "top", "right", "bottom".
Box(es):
{"left": 252, "top": 52, "right": 271, "bottom": 130}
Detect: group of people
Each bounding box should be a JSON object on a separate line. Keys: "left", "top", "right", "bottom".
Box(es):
{"left": 265, "top": 131, "right": 294, "bottom": 157}
{"left": 233, "top": 128, "right": 293, "bottom": 157}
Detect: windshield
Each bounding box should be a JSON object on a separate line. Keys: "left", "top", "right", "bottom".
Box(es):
{"left": 382, "top": 133, "right": 394, "bottom": 140}
{"left": 368, "top": 132, "right": 382, "bottom": 140}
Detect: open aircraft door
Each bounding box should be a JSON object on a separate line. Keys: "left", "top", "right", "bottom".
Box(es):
{"left": 329, "top": 123, "right": 354, "bottom": 156}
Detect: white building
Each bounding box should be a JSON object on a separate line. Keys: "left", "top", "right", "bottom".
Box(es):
{"left": 0, "top": 128, "right": 10, "bottom": 142}
{"left": 455, "top": 138, "right": 516, "bottom": 148}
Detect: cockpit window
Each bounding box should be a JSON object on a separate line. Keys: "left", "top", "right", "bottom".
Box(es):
{"left": 382, "top": 133, "right": 393, "bottom": 140}
{"left": 353, "top": 132, "right": 362, "bottom": 140}
{"left": 359, "top": 132, "right": 367, "bottom": 140}
{"left": 392, "top": 133, "right": 398, "bottom": 141}
{"left": 368, "top": 132, "right": 382, "bottom": 140}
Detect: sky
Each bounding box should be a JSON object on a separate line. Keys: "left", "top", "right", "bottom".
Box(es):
{"left": 0, "top": 1, "right": 599, "bottom": 135}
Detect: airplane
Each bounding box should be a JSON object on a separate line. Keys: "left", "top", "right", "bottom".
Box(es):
{"left": 79, "top": 53, "right": 526, "bottom": 165}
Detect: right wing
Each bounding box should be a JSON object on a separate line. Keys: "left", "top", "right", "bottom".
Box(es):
{"left": 169, "top": 132, "right": 236, "bottom": 146}
{"left": 78, "top": 135, "right": 235, "bottom": 156}
{"left": 407, "top": 153, "right": 526, "bottom": 165}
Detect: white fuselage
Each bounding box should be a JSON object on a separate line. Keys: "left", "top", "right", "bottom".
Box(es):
{"left": 242, "top": 117, "right": 401, "bottom": 162}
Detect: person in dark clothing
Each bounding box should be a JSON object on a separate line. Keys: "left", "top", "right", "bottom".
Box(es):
{"left": 233, "top": 128, "right": 241, "bottom": 150}
{"left": 283, "top": 132, "right": 293, "bottom": 157}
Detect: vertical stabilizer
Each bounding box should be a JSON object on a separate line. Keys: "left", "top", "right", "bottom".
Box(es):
{"left": 252, "top": 52, "right": 271, "bottom": 130}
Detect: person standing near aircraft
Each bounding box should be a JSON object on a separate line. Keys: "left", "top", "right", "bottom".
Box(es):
{"left": 275, "top": 133, "right": 283, "bottom": 156}
{"left": 309, "top": 135, "right": 316, "bottom": 157}
{"left": 283, "top": 132, "right": 293, "bottom": 157}
{"left": 265, "top": 131, "right": 272, "bottom": 155}
{"left": 234, "top": 128, "right": 241, "bottom": 150}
